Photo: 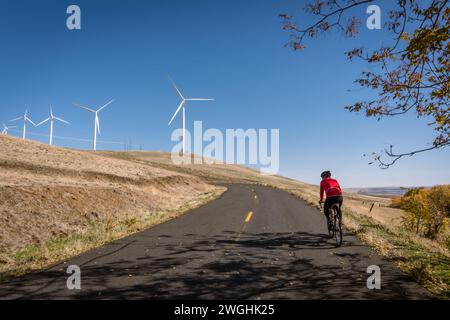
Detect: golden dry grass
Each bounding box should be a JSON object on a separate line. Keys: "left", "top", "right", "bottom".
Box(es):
{"left": 0, "top": 135, "right": 225, "bottom": 278}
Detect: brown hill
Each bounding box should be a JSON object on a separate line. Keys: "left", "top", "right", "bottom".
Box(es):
{"left": 0, "top": 135, "right": 224, "bottom": 276}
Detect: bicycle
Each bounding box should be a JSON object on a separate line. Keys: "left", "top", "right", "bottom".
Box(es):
{"left": 319, "top": 201, "right": 343, "bottom": 247}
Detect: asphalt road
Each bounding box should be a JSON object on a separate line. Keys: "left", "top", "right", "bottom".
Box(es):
{"left": 0, "top": 184, "right": 433, "bottom": 299}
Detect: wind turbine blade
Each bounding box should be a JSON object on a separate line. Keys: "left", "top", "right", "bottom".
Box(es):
{"left": 36, "top": 118, "right": 50, "bottom": 127}
{"left": 26, "top": 117, "right": 37, "bottom": 127}
{"left": 168, "top": 101, "right": 185, "bottom": 126}
{"left": 74, "top": 104, "right": 96, "bottom": 113}
{"left": 169, "top": 78, "right": 184, "bottom": 100}
{"left": 50, "top": 105, "right": 53, "bottom": 118}
{"left": 97, "top": 99, "right": 115, "bottom": 112}
{"left": 9, "top": 116, "right": 22, "bottom": 122}
{"left": 54, "top": 117, "right": 70, "bottom": 124}
{"left": 185, "top": 98, "right": 215, "bottom": 101}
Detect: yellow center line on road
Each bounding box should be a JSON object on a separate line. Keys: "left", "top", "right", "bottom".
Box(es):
{"left": 235, "top": 211, "right": 254, "bottom": 242}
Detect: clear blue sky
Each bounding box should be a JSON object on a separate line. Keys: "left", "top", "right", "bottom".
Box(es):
{"left": 0, "top": 0, "right": 448, "bottom": 187}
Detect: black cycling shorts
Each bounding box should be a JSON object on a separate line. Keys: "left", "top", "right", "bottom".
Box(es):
{"left": 324, "top": 196, "right": 343, "bottom": 217}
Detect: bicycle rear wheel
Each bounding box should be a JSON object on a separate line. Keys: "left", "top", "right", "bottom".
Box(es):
{"left": 333, "top": 207, "right": 343, "bottom": 247}
{"left": 328, "top": 213, "right": 334, "bottom": 238}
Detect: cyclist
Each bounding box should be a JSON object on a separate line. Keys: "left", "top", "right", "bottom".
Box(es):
{"left": 319, "top": 170, "right": 343, "bottom": 230}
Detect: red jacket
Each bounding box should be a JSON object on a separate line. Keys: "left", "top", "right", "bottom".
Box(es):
{"left": 320, "top": 177, "right": 342, "bottom": 201}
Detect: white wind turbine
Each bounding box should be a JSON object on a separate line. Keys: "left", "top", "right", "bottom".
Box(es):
{"left": 168, "top": 78, "right": 214, "bottom": 154}
{"left": 2, "top": 123, "right": 16, "bottom": 135}
{"left": 9, "top": 110, "right": 36, "bottom": 139}
{"left": 75, "top": 99, "right": 114, "bottom": 151}
{"left": 36, "top": 106, "right": 70, "bottom": 145}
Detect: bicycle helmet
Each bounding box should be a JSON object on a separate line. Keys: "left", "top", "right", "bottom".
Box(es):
{"left": 321, "top": 170, "right": 331, "bottom": 178}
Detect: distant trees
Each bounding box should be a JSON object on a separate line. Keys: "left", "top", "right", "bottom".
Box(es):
{"left": 280, "top": 0, "right": 450, "bottom": 168}
{"left": 392, "top": 185, "right": 450, "bottom": 241}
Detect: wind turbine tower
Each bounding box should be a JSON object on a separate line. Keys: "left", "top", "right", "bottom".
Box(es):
{"left": 36, "top": 106, "right": 70, "bottom": 145}
{"left": 168, "top": 79, "right": 214, "bottom": 154}
{"left": 75, "top": 99, "right": 114, "bottom": 151}
{"left": 9, "top": 110, "right": 36, "bottom": 139}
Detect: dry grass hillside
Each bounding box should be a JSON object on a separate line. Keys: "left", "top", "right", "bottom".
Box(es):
{"left": 0, "top": 135, "right": 224, "bottom": 278}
